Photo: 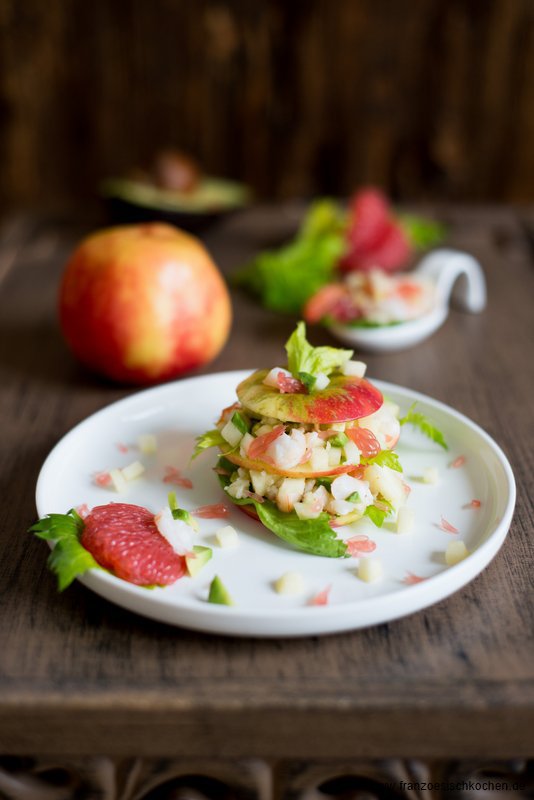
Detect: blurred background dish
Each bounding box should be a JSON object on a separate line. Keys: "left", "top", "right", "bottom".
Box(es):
{"left": 327, "top": 249, "right": 487, "bottom": 352}
{"left": 101, "top": 149, "right": 250, "bottom": 232}
{"left": 0, "top": 1, "right": 531, "bottom": 219}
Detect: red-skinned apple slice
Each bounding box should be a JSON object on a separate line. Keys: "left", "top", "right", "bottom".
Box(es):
{"left": 236, "top": 369, "right": 383, "bottom": 424}
{"left": 221, "top": 448, "right": 356, "bottom": 478}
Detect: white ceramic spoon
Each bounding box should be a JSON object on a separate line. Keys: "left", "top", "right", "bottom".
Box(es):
{"left": 328, "top": 249, "right": 487, "bottom": 353}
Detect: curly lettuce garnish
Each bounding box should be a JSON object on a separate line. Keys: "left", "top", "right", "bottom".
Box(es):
{"left": 29, "top": 509, "right": 98, "bottom": 591}
{"left": 361, "top": 450, "right": 403, "bottom": 472}
{"left": 192, "top": 429, "right": 227, "bottom": 460}
{"left": 400, "top": 403, "right": 448, "bottom": 450}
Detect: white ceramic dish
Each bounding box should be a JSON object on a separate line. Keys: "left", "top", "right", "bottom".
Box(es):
{"left": 329, "top": 249, "right": 487, "bottom": 352}
{"left": 35, "top": 371, "right": 515, "bottom": 638}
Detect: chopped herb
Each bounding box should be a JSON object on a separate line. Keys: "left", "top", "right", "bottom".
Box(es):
{"left": 168, "top": 492, "right": 199, "bottom": 530}
{"left": 298, "top": 371, "right": 317, "bottom": 392}
{"left": 346, "top": 491, "right": 361, "bottom": 503}
{"left": 329, "top": 432, "right": 349, "bottom": 448}
{"left": 231, "top": 410, "right": 249, "bottom": 436}
{"left": 364, "top": 505, "right": 387, "bottom": 528}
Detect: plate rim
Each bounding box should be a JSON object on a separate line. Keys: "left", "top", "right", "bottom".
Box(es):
{"left": 34, "top": 371, "right": 517, "bottom": 635}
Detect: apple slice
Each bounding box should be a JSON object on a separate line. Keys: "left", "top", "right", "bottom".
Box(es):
{"left": 221, "top": 449, "right": 355, "bottom": 478}
{"left": 236, "top": 369, "right": 383, "bottom": 424}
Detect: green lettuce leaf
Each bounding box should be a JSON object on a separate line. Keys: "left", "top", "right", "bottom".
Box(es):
{"left": 333, "top": 318, "right": 403, "bottom": 329}
{"left": 232, "top": 199, "right": 346, "bottom": 314}
{"left": 400, "top": 403, "right": 448, "bottom": 450}
{"left": 217, "top": 469, "right": 347, "bottom": 558}
{"left": 285, "top": 322, "right": 353, "bottom": 381}
{"left": 398, "top": 214, "right": 447, "bottom": 250}
{"left": 29, "top": 509, "right": 99, "bottom": 591}
{"left": 192, "top": 429, "right": 227, "bottom": 460}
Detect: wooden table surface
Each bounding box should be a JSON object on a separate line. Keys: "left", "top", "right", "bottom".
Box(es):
{"left": 0, "top": 205, "right": 533, "bottom": 760}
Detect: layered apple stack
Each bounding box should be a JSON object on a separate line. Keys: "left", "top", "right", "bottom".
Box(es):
{"left": 216, "top": 363, "right": 406, "bottom": 528}
{"left": 194, "top": 323, "right": 409, "bottom": 556}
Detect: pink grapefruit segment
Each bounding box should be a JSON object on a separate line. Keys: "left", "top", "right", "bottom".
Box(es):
{"left": 81, "top": 503, "right": 186, "bottom": 586}
{"left": 247, "top": 424, "right": 285, "bottom": 462}
{"left": 346, "top": 427, "right": 381, "bottom": 458}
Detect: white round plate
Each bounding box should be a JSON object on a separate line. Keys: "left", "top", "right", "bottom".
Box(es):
{"left": 35, "top": 372, "right": 515, "bottom": 638}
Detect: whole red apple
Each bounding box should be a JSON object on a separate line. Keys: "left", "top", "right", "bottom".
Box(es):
{"left": 59, "top": 223, "right": 232, "bottom": 384}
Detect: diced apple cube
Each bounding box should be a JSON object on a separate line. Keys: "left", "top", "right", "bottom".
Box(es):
{"left": 365, "top": 464, "right": 405, "bottom": 509}
{"left": 185, "top": 546, "right": 212, "bottom": 577}
{"left": 121, "top": 460, "right": 145, "bottom": 482}
{"left": 341, "top": 360, "right": 367, "bottom": 378}
{"left": 396, "top": 506, "right": 414, "bottom": 534}
{"left": 274, "top": 571, "right": 305, "bottom": 595}
{"left": 137, "top": 434, "right": 157, "bottom": 454}
{"left": 277, "top": 478, "right": 305, "bottom": 512}
{"left": 311, "top": 485, "right": 329, "bottom": 507}
{"left": 225, "top": 478, "right": 249, "bottom": 500}
{"left": 329, "top": 423, "right": 346, "bottom": 432}
{"left": 310, "top": 448, "right": 330, "bottom": 472}
{"left": 109, "top": 468, "right": 128, "bottom": 493}
{"left": 328, "top": 447, "right": 342, "bottom": 467}
{"left": 250, "top": 469, "right": 268, "bottom": 496}
{"left": 221, "top": 419, "right": 243, "bottom": 447}
{"left": 305, "top": 431, "right": 320, "bottom": 449}
{"left": 384, "top": 399, "right": 401, "bottom": 418}
{"left": 239, "top": 432, "right": 254, "bottom": 457}
{"left": 215, "top": 525, "right": 239, "bottom": 548}
{"left": 445, "top": 540, "right": 469, "bottom": 566}
{"left": 358, "top": 556, "right": 383, "bottom": 583}
{"left": 314, "top": 373, "right": 330, "bottom": 390}
{"left": 423, "top": 466, "right": 439, "bottom": 485}
{"left": 343, "top": 439, "right": 361, "bottom": 465}
{"left": 254, "top": 424, "right": 273, "bottom": 437}
{"left": 327, "top": 498, "right": 357, "bottom": 516}
{"left": 294, "top": 501, "right": 322, "bottom": 520}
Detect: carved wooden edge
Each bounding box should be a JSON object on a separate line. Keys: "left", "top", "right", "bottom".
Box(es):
{"left": 0, "top": 756, "right": 531, "bottom": 800}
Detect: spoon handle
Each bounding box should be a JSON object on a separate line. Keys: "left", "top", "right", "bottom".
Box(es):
{"left": 415, "top": 249, "right": 487, "bottom": 313}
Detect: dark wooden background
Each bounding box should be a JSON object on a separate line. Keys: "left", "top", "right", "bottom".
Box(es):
{"left": 0, "top": 0, "right": 533, "bottom": 215}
